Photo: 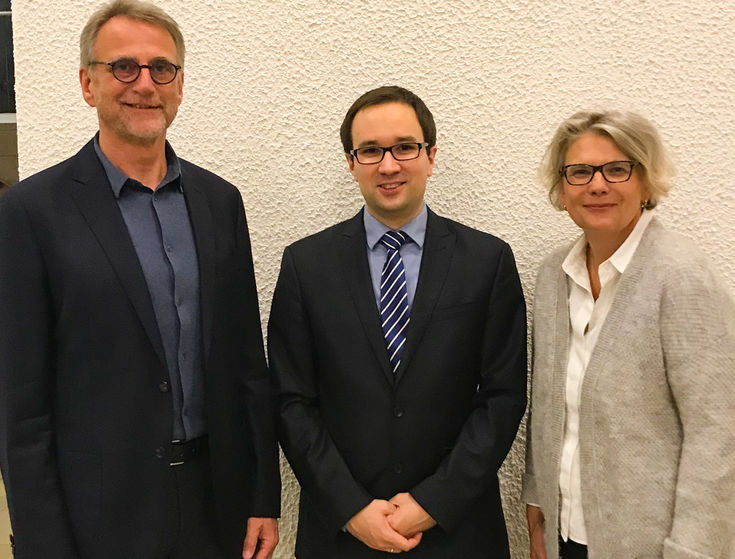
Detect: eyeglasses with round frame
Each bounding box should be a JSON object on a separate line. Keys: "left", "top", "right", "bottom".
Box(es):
{"left": 89, "top": 57, "right": 181, "bottom": 85}
{"left": 349, "top": 142, "right": 429, "bottom": 165}
{"left": 561, "top": 160, "right": 639, "bottom": 186}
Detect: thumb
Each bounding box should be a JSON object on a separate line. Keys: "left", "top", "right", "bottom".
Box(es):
{"left": 242, "top": 524, "right": 261, "bottom": 559}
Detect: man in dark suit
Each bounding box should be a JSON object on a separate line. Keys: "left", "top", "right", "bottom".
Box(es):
{"left": 268, "top": 86, "right": 527, "bottom": 558}
{"left": 0, "top": 2, "right": 279, "bottom": 558}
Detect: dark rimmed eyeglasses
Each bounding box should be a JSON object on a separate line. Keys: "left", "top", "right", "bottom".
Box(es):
{"left": 349, "top": 142, "right": 429, "bottom": 165}
{"left": 561, "top": 160, "right": 638, "bottom": 186}
{"left": 89, "top": 57, "right": 181, "bottom": 85}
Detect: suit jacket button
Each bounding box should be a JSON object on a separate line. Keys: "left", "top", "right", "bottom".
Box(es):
{"left": 393, "top": 463, "right": 403, "bottom": 474}
{"left": 155, "top": 446, "right": 166, "bottom": 459}
{"left": 159, "top": 380, "right": 169, "bottom": 392}
{"left": 393, "top": 407, "right": 404, "bottom": 418}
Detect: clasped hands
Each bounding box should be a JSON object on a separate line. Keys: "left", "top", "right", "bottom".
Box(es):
{"left": 346, "top": 492, "right": 437, "bottom": 554}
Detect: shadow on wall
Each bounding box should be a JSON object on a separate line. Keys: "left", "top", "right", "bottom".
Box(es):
{"left": 0, "top": 178, "right": 9, "bottom": 198}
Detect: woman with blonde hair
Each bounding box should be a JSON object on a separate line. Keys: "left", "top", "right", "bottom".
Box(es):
{"left": 523, "top": 110, "right": 735, "bottom": 558}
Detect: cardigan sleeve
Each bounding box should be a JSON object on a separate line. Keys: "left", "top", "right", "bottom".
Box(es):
{"left": 659, "top": 257, "right": 735, "bottom": 559}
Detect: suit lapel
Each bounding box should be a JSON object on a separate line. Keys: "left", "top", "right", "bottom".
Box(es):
{"left": 181, "top": 166, "right": 215, "bottom": 363}
{"left": 66, "top": 140, "right": 166, "bottom": 368}
{"left": 337, "top": 211, "right": 395, "bottom": 384}
{"left": 395, "top": 209, "right": 455, "bottom": 383}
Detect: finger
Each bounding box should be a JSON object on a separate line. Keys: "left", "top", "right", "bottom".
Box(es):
{"left": 388, "top": 493, "right": 405, "bottom": 505}
{"left": 378, "top": 499, "right": 399, "bottom": 513}
{"left": 404, "top": 531, "right": 422, "bottom": 550}
{"left": 253, "top": 541, "right": 275, "bottom": 559}
{"left": 384, "top": 529, "right": 420, "bottom": 553}
{"left": 242, "top": 527, "right": 260, "bottom": 559}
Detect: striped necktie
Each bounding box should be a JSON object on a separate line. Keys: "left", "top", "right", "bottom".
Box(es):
{"left": 379, "top": 231, "right": 410, "bottom": 373}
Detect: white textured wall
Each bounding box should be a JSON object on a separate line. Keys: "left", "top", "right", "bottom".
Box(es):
{"left": 12, "top": 1, "right": 735, "bottom": 557}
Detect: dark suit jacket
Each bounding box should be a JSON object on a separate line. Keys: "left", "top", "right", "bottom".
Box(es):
{"left": 268, "top": 209, "right": 527, "bottom": 558}
{"left": 0, "top": 140, "right": 280, "bottom": 559}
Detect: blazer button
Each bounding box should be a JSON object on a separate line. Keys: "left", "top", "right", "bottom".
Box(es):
{"left": 155, "top": 446, "right": 166, "bottom": 459}
{"left": 159, "top": 380, "right": 169, "bottom": 392}
{"left": 393, "top": 407, "right": 404, "bottom": 418}
{"left": 393, "top": 463, "right": 403, "bottom": 474}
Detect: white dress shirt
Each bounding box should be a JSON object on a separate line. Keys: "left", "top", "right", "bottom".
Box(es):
{"left": 558, "top": 210, "right": 653, "bottom": 544}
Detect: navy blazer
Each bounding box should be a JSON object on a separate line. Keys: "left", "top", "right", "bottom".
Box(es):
{"left": 269, "top": 208, "right": 527, "bottom": 558}
{"left": 0, "top": 140, "right": 280, "bottom": 559}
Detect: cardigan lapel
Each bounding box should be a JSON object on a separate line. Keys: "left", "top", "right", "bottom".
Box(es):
{"left": 336, "top": 211, "right": 395, "bottom": 384}
{"left": 180, "top": 169, "right": 215, "bottom": 364}
{"left": 551, "top": 262, "right": 570, "bottom": 470}
{"left": 65, "top": 140, "right": 167, "bottom": 369}
{"left": 394, "top": 209, "right": 455, "bottom": 383}
{"left": 580, "top": 219, "right": 660, "bottom": 402}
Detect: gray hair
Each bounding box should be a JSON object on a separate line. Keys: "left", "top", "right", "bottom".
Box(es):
{"left": 540, "top": 110, "right": 673, "bottom": 210}
{"left": 80, "top": 0, "right": 185, "bottom": 67}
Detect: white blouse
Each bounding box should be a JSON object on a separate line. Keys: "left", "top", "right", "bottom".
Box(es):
{"left": 558, "top": 210, "right": 653, "bottom": 544}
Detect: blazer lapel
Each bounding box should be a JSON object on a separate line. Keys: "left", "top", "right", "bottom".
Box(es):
{"left": 395, "top": 209, "right": 455, "bottom": 383}
{"left": 66, "top": 140, "right": 166, "bottom": 368}
{"left": 181, "top": 170, "right": 215, "bottom": 363}
{"left": 336, "top": 211, "right": 395, "bottom": 384}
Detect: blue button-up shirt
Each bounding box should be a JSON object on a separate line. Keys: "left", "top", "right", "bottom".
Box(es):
{"left": 94, "top": 136, "right": 205, "bottom": 441}
{"left": 364, "top": 205, "right": 427, "bottom": 311}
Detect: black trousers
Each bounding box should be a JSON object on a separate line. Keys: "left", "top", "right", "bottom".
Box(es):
{"left": 559, "top": 536, "right": 588, "bottom": 559}
{"left": 158, "top": 443, "right": 227, "bottom": 559}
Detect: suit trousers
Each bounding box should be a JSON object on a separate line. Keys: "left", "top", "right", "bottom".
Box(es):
{"left": 559, "top": 536, "right": 588, "bottom": 559}
{"left": 160, "top": 442, "right": 226, "bottom": 559}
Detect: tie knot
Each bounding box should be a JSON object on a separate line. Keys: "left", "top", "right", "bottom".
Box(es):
{"left": 380, "top": 230, "right": 409, "bottom": 251}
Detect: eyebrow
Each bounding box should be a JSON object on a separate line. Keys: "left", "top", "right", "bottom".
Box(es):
{"left": 355, "top": 136, "right": 420, "bottom": 148}
{"left": 110, "top": 56, "right": 176, "bottom": 63}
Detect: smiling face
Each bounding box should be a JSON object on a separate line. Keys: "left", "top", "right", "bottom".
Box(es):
{"left": 561, "top": 132, "right": 650, "bottom": 245}
{"left": 80, "top": 16, "right": 183, "bottom": 148}
{"left": 347, "top": 102, "right": 436, "bottom": 229}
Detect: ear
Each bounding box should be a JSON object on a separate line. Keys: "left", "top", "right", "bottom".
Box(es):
{"left": 642, "top": 184, "right": 652, "bottom": 207}
{"left": 559, "top": 183, "right": 568, "bottom": 210}
{"left": 79, "top": 66, "right": 96, "bottom": 108}
{"left": 346, "top": 152, "right": 356, "bottom": 173}
{"left": 176, "top": 70, "right": 184, "bottom": 104}
{"left": 426, "top": 145, "right": 437, "bottom": 177}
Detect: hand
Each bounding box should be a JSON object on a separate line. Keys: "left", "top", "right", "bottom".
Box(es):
{"left": 346, "top": 499, "right": 423, "bottom": 553}
{"left": 526, "top": 505, "right": 547, "bottom": 559}
{"left": 242, "top": 517, "right": 279, "bottom": 559}
{"left": 387, "top": 493, "right": 437, "bottom": 537}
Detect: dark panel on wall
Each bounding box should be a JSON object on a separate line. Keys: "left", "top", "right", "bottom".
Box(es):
{"left": 1, "top": 12, "right": 14, "bottom": 114}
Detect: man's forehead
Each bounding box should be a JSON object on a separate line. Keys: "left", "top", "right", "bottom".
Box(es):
{"left": 351, "top": 102, "right": 423, "bottom": 144}
{"left": 95, "top": 16, "right": 177, "bottom": 56}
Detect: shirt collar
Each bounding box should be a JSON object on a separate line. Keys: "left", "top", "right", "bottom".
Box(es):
{"left": 93, "top": 133, "right": 182, "bottom": 198}
{"left": 364, "top": 204, "right": 427, "bottom": 250}
{"left": 562, "top": 209, "right": 654, "bottom": 286}
{"left": 607, "top": 208, "right": 654, "bottom": 273}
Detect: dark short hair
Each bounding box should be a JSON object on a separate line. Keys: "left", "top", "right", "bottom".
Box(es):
{"left": 340, "top": 86, "right": 436, "bottom": 153}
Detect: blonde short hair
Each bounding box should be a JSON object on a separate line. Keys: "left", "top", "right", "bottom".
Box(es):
{"left": 80, "top": 0, "right": 185, "bottom": 67}
{"left": 540, "top": 110, "right": 673, "bottom": 211}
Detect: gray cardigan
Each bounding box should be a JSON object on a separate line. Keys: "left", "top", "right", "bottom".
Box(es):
{"left": 523, "top": 218, "right": 735, "bottom": 559}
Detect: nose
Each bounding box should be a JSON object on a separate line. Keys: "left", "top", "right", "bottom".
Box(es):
{"left": 378, "top": 149, "right": 401, "bottom": 174}
{"left": 587, "top": 169, "right": 610, "bottom": 194}
{"left": 131, "top": 67, "right": 156, "bottom": 92}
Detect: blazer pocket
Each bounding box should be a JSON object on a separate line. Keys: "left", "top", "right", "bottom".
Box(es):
{"left": 431, "top": 301, "right": 480, "bottom": 321}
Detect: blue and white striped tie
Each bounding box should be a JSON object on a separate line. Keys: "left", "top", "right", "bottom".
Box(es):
{"left": 379, "top": 231, "right": 410, "bottom": 373}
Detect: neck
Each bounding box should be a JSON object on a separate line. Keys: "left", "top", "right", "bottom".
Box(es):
{"left": 98, "top": 131, "right": 168, "bottom": 190}
{"left": 585, "top": 212, "right": 642, "bottom": 267}
{"left": 369, "top": 207, "right": 422, "bottom": 231}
